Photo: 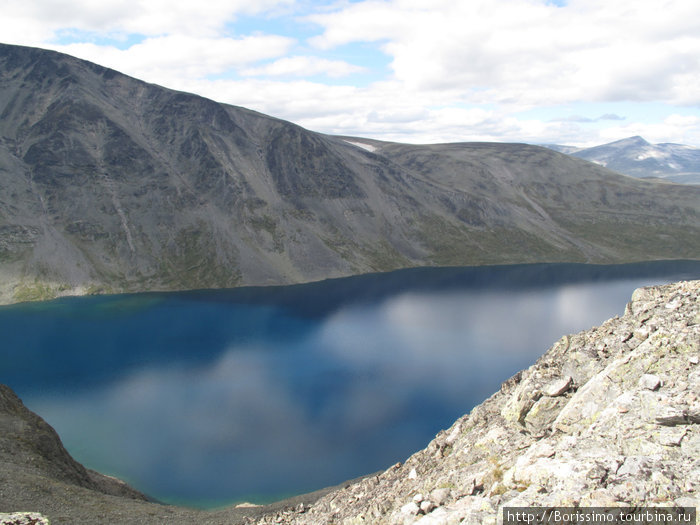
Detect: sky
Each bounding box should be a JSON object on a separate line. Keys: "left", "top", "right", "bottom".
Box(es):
{"left": 2, "top": 0, "right": 700, "bottom": 147}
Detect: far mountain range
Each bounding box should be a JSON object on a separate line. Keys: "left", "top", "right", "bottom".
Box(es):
{"left": 544, "top": 136, "right": 700, "bottom": 184}
{"left": 0, "top": 43, "right": 699, "bottom": 304}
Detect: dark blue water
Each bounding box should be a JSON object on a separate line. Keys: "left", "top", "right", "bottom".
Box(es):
{"left": 1, "top": 261, "right": 699, "bottom": 508}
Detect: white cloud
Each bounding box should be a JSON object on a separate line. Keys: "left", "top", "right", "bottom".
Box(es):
{"left": 1, "top": 0, "right": 699, "bottom": 146}
{"left": 49, "top": 34, "right": 295, "bottom": 88}
{"left": 164, "top": 75, "right": 694, "bottom": 146}
{"left": 598, "top": 114, "right": 700, "bottom": 146}
{"left": 307, "top": 0, "right": 700, "bottom": 107}
{"left": 2, "top": 0, "right": 293, "bottom": 38}
{"left": 241, "top": 55, "right": 365, "bottom": 78}
{"left": 664, "top": 114, "right": 700, "bottom": 127}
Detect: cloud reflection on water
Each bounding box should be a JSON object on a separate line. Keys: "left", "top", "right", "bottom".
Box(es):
{"left": 19, "top": 273, "right": 690, "bottom": 506}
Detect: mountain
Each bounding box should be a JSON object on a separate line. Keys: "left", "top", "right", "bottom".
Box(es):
{"left": 2, "top": 280, "right": 698, "bottom": 522}
{"left": 1, "top": 43, "right": 699, "bottom": 304}
{"left": 545, "top": 136, "right": 700, "bottom": 184}
{"left": 538, "top": 143, "right": 582, "bottom": 155}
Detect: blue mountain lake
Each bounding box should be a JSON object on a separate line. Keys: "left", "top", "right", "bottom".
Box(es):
{"left": 1, "top": 261, "right": 699, "bottom": 508}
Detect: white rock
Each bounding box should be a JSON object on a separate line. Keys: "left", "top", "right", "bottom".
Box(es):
{"left": 658, "top": 428, "right": 686, "bottom": 447}
{"left": 401, "top": 501, "right": 420, "bottom": 516}
{"left": 408, "top": 468, "right": 418, "bottom": 479}
{"left": 430, "top": 488, "right": 451, "bottom": 506}
{"left": 639, "top": 374, "right": 662, "bottom": 391}
{"left": 420, "top": 500, "right": 436, "bottom": 514}
{"left": 545, "top": 376, "right": 573, "bottom": 397}
{"left": 617, "top": 456, "right": 650, "bottom": 477}
{"left": 531, "top": 441, "right": 556, "bottom": 458}
{"left": 665, "top": 298, "right": 682, "bottom": 310}
{"left": 413, "top": 507, "right": 450, "bottom": 525}
{"left": 444, "top": 423, "right": 462, "bottom": 445}
{"left": 0, "top": 514, "right": 50, "bottom": 525}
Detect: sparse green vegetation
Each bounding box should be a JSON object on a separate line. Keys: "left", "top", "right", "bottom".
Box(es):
{"left": 86, "top": 284, "right": 115, "bottom": 295}
{"left": 359, "top": 239, "right": 411, "bottom": 272}
{"left": 13, "top": 282, "right": 58, "bottom": 303}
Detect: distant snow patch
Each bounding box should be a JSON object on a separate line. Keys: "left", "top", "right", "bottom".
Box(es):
{"left": 344, "top": 140, "right": 377, "bottom": 152}
{"left": 635, "top": 149, "right": 668, "bottom": 161}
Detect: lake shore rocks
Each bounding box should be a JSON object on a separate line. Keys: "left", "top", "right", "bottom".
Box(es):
{"left": 252, "top": 279, "right": 700, "bottom": 524}
{"left": 1, "top": 279, "right": 698, "bottom": 524}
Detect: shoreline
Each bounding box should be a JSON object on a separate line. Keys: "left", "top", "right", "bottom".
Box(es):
{"left": 2, "top": 279, "right": 698, "bottom": 523}
{"left": 3, "top": 258, "right": 700, "bottom": 308}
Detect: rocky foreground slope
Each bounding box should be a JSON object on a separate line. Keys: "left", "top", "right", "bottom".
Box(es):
{"left": 1, "top": 43, "right": 699, "bottom": 305}
{"left": 1, "top": 280, "right": 699, "bottom": 524}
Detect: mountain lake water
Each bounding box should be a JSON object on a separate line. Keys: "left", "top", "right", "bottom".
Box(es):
{"left": 1, "top": 261, "right": 699, "bottom": 508}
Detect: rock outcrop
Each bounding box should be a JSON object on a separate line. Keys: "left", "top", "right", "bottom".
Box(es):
{"left": 253, "top": 280, "right": 700, "bottom": 524}
{"left": 0, "top": 513, "right": 50, "bottom": 525}
{"left": 1, "top": 280, "right": 698, "bottom": 524}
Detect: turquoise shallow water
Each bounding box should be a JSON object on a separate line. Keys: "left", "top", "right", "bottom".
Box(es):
{"left": 1, "top": 261, "right": 699, "bottom": 507}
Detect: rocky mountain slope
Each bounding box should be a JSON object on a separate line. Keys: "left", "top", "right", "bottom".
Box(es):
{"left": 1, "top": 43, "right": 699, "bottom": 304}
{"left": 1, "top": 280, "right": 698, "bottom": 524}
{"left": 545, "top": 136, "right": 700, "bottom": 184}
